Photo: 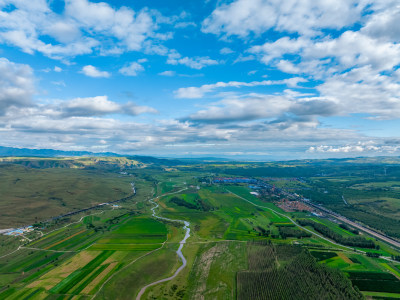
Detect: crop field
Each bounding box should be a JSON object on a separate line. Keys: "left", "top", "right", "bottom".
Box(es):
{"left": 97, "top": 245, "right": 180, "bottom": 300}
{"left": 0, "top": 213, "right": 172, "bottom": 299}
{"left": 310, "top": 250, "right": 338, "bottom": 261}
{"left": 2, "top": 158, "right": 400, "bottom": 299}
{"left": 89, "top": 216, "right": 168, "bottom": 251}
{"left": 347, "top": 271, "right": 400, "bottom": 293}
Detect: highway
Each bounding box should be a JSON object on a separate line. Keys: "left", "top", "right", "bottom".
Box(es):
{"left": 303, "top": 200, "right": 400, "bottom": 249}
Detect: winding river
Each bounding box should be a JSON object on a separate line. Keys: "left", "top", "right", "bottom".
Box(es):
{"left": 136, "top": 195, "right": 191, "bottom": 299}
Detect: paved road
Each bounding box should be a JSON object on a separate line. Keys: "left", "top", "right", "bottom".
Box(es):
{"left": 332, "top": 213, "right": 400, "bottom": 249}
{"left": 304, "top": 201, "right": 400, "bottom": 249}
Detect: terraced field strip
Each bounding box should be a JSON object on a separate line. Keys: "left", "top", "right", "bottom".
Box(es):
{"left": 44, "top": 229, "right": 86, "bottom": 250}
{"left": 82, "top": 262, "right": 118, "bottom": 294}
{"left": 27, "top": 250, "right": 98, "bottom": 290}
{"left": 89, "top": 244, "right": 163, "bottom": 251}
{"left": 347, "top": 271, "right": 400, "bottom": 293}
{"left": 362, "top": 291, "right": 400, "bottom": 298}
{"left": 70, "top": 262, "right": 112, "bottom": 295}
{"left": 50, "top": 250, "right": 114, "bottom": 294}
{"left": 381, "top": 263, "right": 400, "bottom": 280}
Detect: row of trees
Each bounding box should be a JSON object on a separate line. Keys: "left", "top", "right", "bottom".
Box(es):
{"left": 169, "top": 196, "right": 214, "bottom": 212}
{"left": 237, "top": 242, "right": 363, "bottom": 300}
{"left": 339, "top": 223, "right": 359, "bottom": 235}
{"left": 278, "top": 226, "right": 312, "bottom": 239}
{"left": 297, "top": 219, "right": 376, "bottom": 248}
{"left": 336, "top": 206, "right": 400, "bottom": 239}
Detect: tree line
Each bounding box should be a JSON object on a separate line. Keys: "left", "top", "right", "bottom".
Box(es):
{"left": 297, "top": 219, "right": 376, "bottom": 248}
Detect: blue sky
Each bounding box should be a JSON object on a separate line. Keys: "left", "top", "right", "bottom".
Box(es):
{"left": 1, "top": 0, "right": 400, "bottom": 159}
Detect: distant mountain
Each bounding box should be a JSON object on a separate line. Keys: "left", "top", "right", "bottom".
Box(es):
{"left": 0, "top": 146, "right": 187, "bottom": 168}
{"left": 125, "top": 155, "right": 184, "bottom": 166}
{"left": 0, "top": 146, "right": 119, "bottom": 157}
{"left": 174, "top": 157, "right": 234, "bottom": 162}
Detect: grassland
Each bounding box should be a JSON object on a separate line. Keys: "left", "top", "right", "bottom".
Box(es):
{"left": 1, "top": 158, "right": 400, "bottom": 299}
{"left": 0, "top": 164, "right": 134, "bottom": 227}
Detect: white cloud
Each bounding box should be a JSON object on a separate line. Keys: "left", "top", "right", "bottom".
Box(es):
{"left": 362, "top": 5, "right": 400, "bottom": 42}
{"left": 304, "top": 31, "right": 400, "bottom": 72}
{"left": 188, "top": 94, "right": 293, "bottom": 122}
{"left": 175, "top": 78, "right": 307, "bottom": 98}
{"left": 250, "top": 36, "right": 308, "bottom": 64}
{"left": 81, "top": 65, "right": 111, "bottom": 78}
{"left": 185, "top": 91, "right": 338, "bottom": 124}
{"left": 124, "top": 102, "right": 158, "bottom": 115}
{"left": 276, "top": 60, "right": 301, "bottom": 74}
{"left": 119, "top": 62, "right": 145, "bottom": 76}
{"left": 62, "top": 96, "right": 120, "bottom": 116}
{"left": 233, "top": 54, "right": 255, "bottom": 64}
{"left": 202, "top": 0, "right": 369, "bottom": 37}
{"left": 250, "top": 29, "right": 400, "bottom": 93}
{"left": 158, "top": 70, "right": 175, "bottom": 76}
{"left": 220, "top": 47, "right": 234, "bottom": 54}
{"left": 0, "top": 0, "right": 168, "bottom": 59}
{"left": 174, "top": 21, "right": 196, "bottom": 28}
{"left": 167, "top": 50, "right": 219, "bottom": 69}
{"left": 317, "top": 66, "right": 400, "bottom": 119}
{"left": 0, "top": 57, "right": 34, "bottom": 113}
{"left": 307, "top": 141, "right": 400, "bottom": 154}
{"left": 54, "top": 66, "right": 62, "bottom": 72}
{"left": 51, "top": 80, "right": 66, "bottom": 87}
{"left": 60, "top": 96, "right": 157, "bottom": 117}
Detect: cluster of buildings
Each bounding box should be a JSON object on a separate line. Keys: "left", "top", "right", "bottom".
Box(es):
{"left": 4, "top": 226, "right": 34, "bottom": 237}
{"left": 213, "top": 177, "right": 257, "bottom": 184}
{"left": 213, "top": 176, "right": 324, "bottom": 215}
{"left": 262, "top": 177, "right": 300, "bottom": 182}
{"left": 276, "top": 198, "right": 316, "bottom": 213}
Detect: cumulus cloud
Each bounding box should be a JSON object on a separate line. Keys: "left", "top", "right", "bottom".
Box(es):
{"left": 167, "top": 50, "right": 219, "bottom": 69}
{"left": 307, "top": 141, "right": 400, "bottom": 154}
{"left": 0, "top": 57, "right": 34, "bottom": 114}
{"left": 0, "top": 0, "right": 168, "bottom": 59}
{"left": 61, "top": 96, "right": 120, "bottom": 117}
{"left": 185, "top": 92, "right": 338, "bottom": 124}
{"left": 317, "top": 66, "right": 400, "bottom": 119}
{"left": 187, "top": 94, "right": 293, "bottom": 123}
{"left": 240, "top": 5, "right": 400, "bottom": 121}
{"left": 276, "top": 60, "right": 301, "bottom": 74}
{"left": 202, "top": 0, "right": 369, "bottom": 37}
{"left": 81, "top": 65, "right": 111, "bottom": 78}
{"left": 2, "top": 1, "right": 400, "bottom": 158}
{"left": 60, "top": 96, "right": 157, "bottom": 117}
{"left": 362, "top": 5, "right": 400, "bottom": 42}
{"left": 119, "top": 61, "right": 145, "bottom": 76}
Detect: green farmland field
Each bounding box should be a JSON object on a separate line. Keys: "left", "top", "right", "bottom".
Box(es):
{"left": 89, "top": 216, "right": 168, "bottom": 250}
{"left": 2, "top": 157, "right": 400, "bottom": 299}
